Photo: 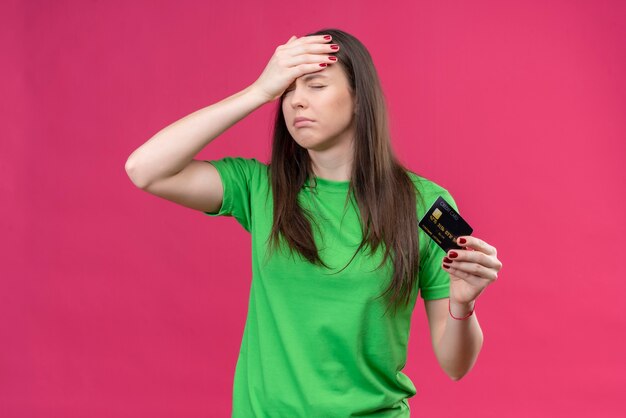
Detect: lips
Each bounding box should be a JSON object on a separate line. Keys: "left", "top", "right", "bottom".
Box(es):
{"left": 294, "top": 117, "right": 314, "bottom": 126}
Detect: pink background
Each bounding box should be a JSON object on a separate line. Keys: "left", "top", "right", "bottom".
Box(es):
{"left": 2, "top": 0, "right": 625, "bottom": 417}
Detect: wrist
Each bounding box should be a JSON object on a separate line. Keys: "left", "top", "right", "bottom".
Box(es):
{"left": 245, "top": 83, "right": 274, "bottom": 105}
{"left": 449, "top": 299, "right": 475, "bottom": 320}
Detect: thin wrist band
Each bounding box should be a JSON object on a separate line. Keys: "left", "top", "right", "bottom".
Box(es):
{"left": 448, "top": 299, "right": 475, "bottom": 320}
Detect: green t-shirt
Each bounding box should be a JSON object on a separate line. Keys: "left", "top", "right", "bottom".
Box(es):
{"left": 203, "top": 157, "right": 459, "bottom": 417}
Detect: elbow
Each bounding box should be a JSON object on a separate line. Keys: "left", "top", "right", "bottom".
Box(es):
{"left": 448, "top": 372, "right": 466, "bottom": 382}
{"left": 125, "top": 157, "right": 149, "bottom": 189}
{"left": 441, "top": 361, "right": 474, "bottom": 382}
{"left": 446, "top": 362, "right": 478, "bottom": 381}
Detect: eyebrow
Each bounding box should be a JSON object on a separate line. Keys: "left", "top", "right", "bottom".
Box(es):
{"left": 302, "top": 74, "right": 329, "bottom": 82}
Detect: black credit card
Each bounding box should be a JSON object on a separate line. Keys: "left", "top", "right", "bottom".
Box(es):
{"left": 419, "top": 196, "right": 473, "bottom": 252}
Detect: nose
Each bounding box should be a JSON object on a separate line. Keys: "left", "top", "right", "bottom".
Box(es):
{"left": 288, "top": 86, "right": 308, "bottom": 109}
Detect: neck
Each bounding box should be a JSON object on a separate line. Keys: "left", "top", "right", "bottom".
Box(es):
{"left": 308, "top": 133, "right": 354, "bottom": 181}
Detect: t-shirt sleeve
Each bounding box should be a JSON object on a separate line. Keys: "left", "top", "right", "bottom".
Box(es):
{"left": 417, "top": 187, "right": 460, "bottom": 301}
{"left": 201, "top": 156, "right": 258, "bottom": 233}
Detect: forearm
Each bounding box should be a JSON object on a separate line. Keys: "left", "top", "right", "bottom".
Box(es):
{"left": 435, "top": 300, "right": 484, "bottom": 380}
{"left": 125, "top": 84, "right": 269, "bottom": 188}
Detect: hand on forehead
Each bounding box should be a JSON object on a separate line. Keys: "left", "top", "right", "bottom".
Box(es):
{"left": 289, "top": 66, "right": 334, "bottom": 88}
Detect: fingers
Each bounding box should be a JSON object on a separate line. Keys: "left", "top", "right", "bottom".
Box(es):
{"left": 278, "top": 34, "right": 339, "bottom": 74}
{"left": 292, "top": 34, "right": 334, "bottom": 45}
{"left": 456, "top": 236, "right": 497, "bottom": 256}
{"left": 443, "top": 263, "right": 494, "bottom": 290}
{"left": 267, "top": 34, "right": 338, "bottom": 99}
{"left": 283, "top": 53, "right": 337, "bottom": 70}
{"left": 281, "top": 34, "right": 331, "bottom": 48}
{"left": 446, "top": 248, "right": 500, "bottom": 269}
{"left": 444, "top": 264, "right": 491, "bottom": 288}
{"left": 282, "top": 34, "right": 336, "bottom": 53}
{"left": 288, "top": 43, "right": 338, "bottom": 58}
{"left": 442, "top": 238, "right": 503, "bottom": 281}
{"left": 443, "top": 259, "right": 499, "bottom": 281}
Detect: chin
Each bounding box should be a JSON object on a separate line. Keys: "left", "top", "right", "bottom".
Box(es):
{"left": 298, "top": 138, "right": 337, "bottom": 153}
{"left": 291, "top": 133, "right": 319, "bottom": 147}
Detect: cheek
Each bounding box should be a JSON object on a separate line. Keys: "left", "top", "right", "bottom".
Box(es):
{"left": 328, "top": 95, "right": 354, "bottom": 123}
{"left": 282, "top": 104, "right": 293, "bottom": 127}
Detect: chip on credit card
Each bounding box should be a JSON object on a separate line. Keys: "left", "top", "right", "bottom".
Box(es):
{"left": 418, "top": 196, "right": 473, "bottom": 253}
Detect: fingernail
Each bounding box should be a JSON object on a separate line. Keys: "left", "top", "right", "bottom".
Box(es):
{"left": 459, "top": 238, "right": 466, "bottom": 244}
{"left": 448, "top": 251, "right": 458, "bottom": 259}
{"left": 319, "top": 63, "right": 327, "bottom": 67}
{"left": 324, "top": 35, "right": 331, "bottom": 40}
{"left": 328, "top": 56, "right": 337, "bottom": 61}
{"left": 444, "top": 257, "right": 453, "bottom": 263}
{"left": 330, "top": 44, "right": 339, "bottom": 50}
{"left": 443, "top": 264, "right": 450, "bottom": 269}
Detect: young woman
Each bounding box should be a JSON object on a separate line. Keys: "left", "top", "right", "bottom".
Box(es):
{"left": 126, "top": 28, "right": 502, "bottom": 417}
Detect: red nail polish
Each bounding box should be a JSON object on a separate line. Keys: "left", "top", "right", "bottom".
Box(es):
{"left": 330, "top": 44, "right": 339, "bottom": 50}
{"left": 324, "top": 35, "right": 331, "bottom": 40}
{"left": 444, "top": 257, "right": 453, "bottom": 263}
{"left": 443, "top": 264, "right": 450, "bottom": 269}
{"left": 328, "top": 56, "right": 337, "bottom": 61}
{"left": 449, "top": 251, "right": 458, "bottom": 259}
{"left": 459, "top": 238, "right": 466, "bottom": 244}
{"left": 319, "top": 63, "right": 327, "bottom": 67}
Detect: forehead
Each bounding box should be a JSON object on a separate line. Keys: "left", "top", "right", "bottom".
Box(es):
{"left": 287, "top": 65, "right": 343, "bottom": 88}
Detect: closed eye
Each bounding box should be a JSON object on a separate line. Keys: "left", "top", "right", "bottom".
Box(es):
{"left": 283, "top": 85, "right": 326, "bottom": 95}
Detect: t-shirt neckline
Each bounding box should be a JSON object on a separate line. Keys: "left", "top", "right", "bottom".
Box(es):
{"left": 304, "top": 176, "right": 350, "bottom": 193}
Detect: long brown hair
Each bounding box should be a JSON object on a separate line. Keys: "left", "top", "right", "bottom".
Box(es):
{"left": 266, "top": 28, "right": 425, "bottom": 317}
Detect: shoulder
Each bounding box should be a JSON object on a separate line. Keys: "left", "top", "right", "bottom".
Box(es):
{"left": 208, "top": 156, "right": 269, "bottom": 178}
{"left": 405, "top": 170, "right": 459, "bottom": 216}
{"left": 211, "top": 156, "right": 267, "bottom": 169}
{"left": 406, "top": 170, "right": 452, "bottom": 198}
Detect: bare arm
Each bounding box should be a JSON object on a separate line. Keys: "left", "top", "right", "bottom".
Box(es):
{"left": 125, "top": 34, "right": 338, "bottom": 189}
{"left": 424, "top": 298, "right": 483, "bottom": 381}
{"left": 123, "top": 34, "right": 338, "bottom": 213}
{"left": 124, "top": 84, "right": 269, "bottom": 189}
